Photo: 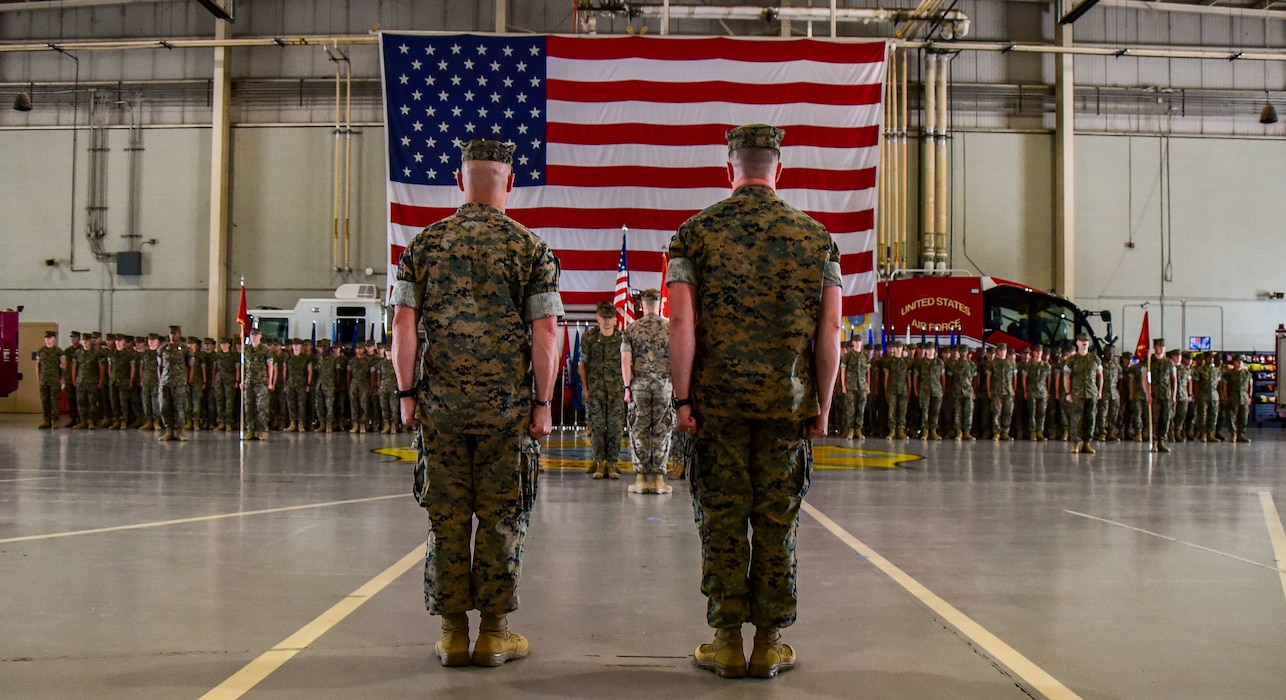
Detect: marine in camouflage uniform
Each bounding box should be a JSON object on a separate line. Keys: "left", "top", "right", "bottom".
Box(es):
{"left": 1148, "top": 339, "right": 1177, "bottom": 452}
{"left": 62, "top": 332, "right": 83, "bottom": 425}
{"left": 1024, "top": 346, "right": 1051, "bottom": 440}
{"left": 1170, "top": 351, "right": 1192, "bottom": 441}
{"left": 989, "top": 344, "right": 1017, "bottom": 441}
{"left": 158, "top": 326, "right": 193, "bottom": 441}
{"left": 333, "top": 344, "right": 350, "bottom": 430}
{"left": 884, "top": 342, "right": 910, "bottom": 439}
{"left": 375, "top": 347, "right": 399, "bottom": 433}
{"left": 392, "top": 139, "right": 563, "bottom": 668}
{"left": 242, "top": 329, "right": 274, "bottom": 439}
{"left": 947, "top": 346, "right": 977, "bottom": 440}
{"left": 72, "top": 333, "right": 106, "bottom": 429}
{"left": 313, "top": 339, "right": 339, "bottom": 432}
{"left": 36, "top": 331, "right": 63, "bottom": 428}
{"left": 108, "top": 335, "right": 136, "bottom": 429}
{"left": 622, "top": 290, "right": 675, "bottom": 494}
{"left": 347, "top": 343, "right": 374, "bottom": 433}
{"left": 1126, "top": 356, "right": 1149, "bottom": 440}
{"left": 1223, "top": 355, "right": 1253, "bottom": 442}
{"left": 669, "top": 125, "right": 841, "bottom": 679}
{"left": 1063, "top": 334, "right": 1103, "bottom": 453}
{"left": 283, "top": 340, "right": 312, "bottom": 431}
{"left": 184, "top": 337, "right": 205, "bottom": 430}
{"left": 579, "top": 302, "right": 626, "bottom": 479}
{"left": 1193, "top": 354, "right": 1221, "bottom": 441}
{"left": 842, "top": 337, "right": 869, "bottom": 439}
{"left": 913, "top": 345, "right": 944, "bottom": 440}
{"left": 138, "top": 334, "right": 161, "bottom": 430}
{"left": 1094, "top": 346, "right": 1121, "bottom": 441}
{"left": 213, "top": 338, "right": 240, "bottom": 431}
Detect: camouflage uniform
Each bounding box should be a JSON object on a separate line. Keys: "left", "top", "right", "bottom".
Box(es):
{"left": 1150, "top": 353, "right": 1177, "bottom": 445}
{"left": 884, "top": 351, "right": 910, "bottom": 438}
{"left": 62, "top": 335, "right": 82, "bottom": 424}
{"left": 375, "top": 352, "right": 399, "bottom": 431}
{"left": 1126, "top": 361, "right": 1149, "bottom": 439}
{"left": 284, "top": 347, "right": 312, "bottom": 429}
{"left": 623, "top": 311, "right": 674, "bottom": 476}
{"left": 36, "top": 337, "right": 63, "bottom": 426}
{"left": 213, "top": 344, "right": 240, "bottom": 427}
{"left": 392, "top": 158, "right": 563, "bottom": 618}
{"left": 946, "top": 351, "right": 977, "bottom": 439}
{"left": 159, "top": 337, "right": 193, "bottom": 431}
{"left": 1025, "top": 356, "right": 1051, "bottom": 439}
{"left": 1064, "top": 350, "right": 1102, "bottom": 444}
{"left": 668, "top": 149, "right": 840, "bottom": 632}
{"left": 1095, "top": 354, "right": 1121, "bottom": 440}
{"left": 347, "top": 351, "right": 374, "bottom": 431}
{"left": 1224, "top": 361, "right": 1253, "bottom": 439}
{"left": 843, "top": 347, "right": 869, "bottom": 438}
{"left": 1193, "top": 359, "right": 1220, "bottom": 440}
{"left": 334, "top": 348, "right": 350, "bottom": 428}
{"left": 109, "top": 340, "right": 135, "bottom": 427}
{"left": 314, "top": 341, "right": 339, "bottom": 430}
{"left": 915, "top": 354, "right": 944, "bottom": 439}
{"left": 989, "top": 353, "right": 1017, "bottom": 439}
{"left": 580, "top": 323, "right": 626, "bottom": 471}
{"left": 1172, "top": 354, "right": 1192, "bottom": 440}
{"left": 138, "top": 341, "right": 160, "bottom": 427}
{"left": 73, "top": 341, "right": 104, "bottom": 426}
{"left": 242, "top": 340, "right": 273, "bottom": 433}
{"left": 186, "top": 339, "right": 206, "bottom": 428}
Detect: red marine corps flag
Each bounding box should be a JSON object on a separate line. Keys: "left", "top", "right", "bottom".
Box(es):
{"left": 1134, "top": 310, "right": 1150, "bottom": 362}
{"left": 236, "top": 276, "right": 251, "bottom": 342}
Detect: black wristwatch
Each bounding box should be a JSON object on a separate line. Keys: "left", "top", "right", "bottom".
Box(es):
{"left": 533, "top": 398, "right": 552, "bottom": 407}
{"left": 395, "top": 387, "right": 417, "bottom": 399}
{"left": 671, "top": 396, "right": 693, "bottom": 409}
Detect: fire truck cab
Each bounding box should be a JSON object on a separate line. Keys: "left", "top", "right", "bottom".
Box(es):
{"left": 875, "top": 274, "right": 1115, "bottom": 353}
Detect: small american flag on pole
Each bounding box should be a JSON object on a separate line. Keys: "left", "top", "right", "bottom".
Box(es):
{"left": 614, "top": 229, "right": 634, "bottom": 329}
{"left": 381, "top": 33, "right": 885, "bottom": 313}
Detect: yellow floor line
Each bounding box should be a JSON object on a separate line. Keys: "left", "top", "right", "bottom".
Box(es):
{"left": 198, "top": 546, "right": 424, "bottom": 700}
{"left": 0, "top": 494, "right": 403, "bottom": 544}
{"left": 1259, "top": 491, "right": 1286, "bottom": 605}
{"left": 802, "top": 501, "right": 1083, "bottom": 700}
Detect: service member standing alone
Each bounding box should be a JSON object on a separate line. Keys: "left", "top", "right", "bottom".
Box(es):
{"left": 36, "top": 331, "right": 64, "bottom": 429}
{"left": 392, "top": 139, "right": 562, "bottom": 669}
{"left": 622, "top": 289, "right": 675, "bottom": 494}
{"left": 580, "top": 301, "right": 626, "bottom": 479}
{"left": 669, "top": 124, "right": 841, "bottom": 679}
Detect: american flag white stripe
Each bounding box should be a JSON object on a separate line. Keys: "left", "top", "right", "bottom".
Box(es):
{"left": 382, "top": 33, "right": 886, "bottom": 313}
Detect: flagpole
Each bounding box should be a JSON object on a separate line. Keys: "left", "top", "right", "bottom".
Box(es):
{"left": 239, "top": 275, "right": 246, "bottom": 442}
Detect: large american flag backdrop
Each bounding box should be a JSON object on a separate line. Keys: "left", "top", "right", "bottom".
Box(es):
{"left": 380, "top": 32, "right": 885, "bottom": 315}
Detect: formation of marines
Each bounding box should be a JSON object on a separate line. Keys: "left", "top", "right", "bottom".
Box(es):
{"left": 833, "top": 333, "right": 1259, "bottom": 451}
{"left": 34, "top": 326, "right": 409, "bottom": 440}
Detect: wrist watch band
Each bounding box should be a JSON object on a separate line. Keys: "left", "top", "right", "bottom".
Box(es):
{"left": 533, "top": 398, "right": 552, "bottom": 407}
{"left": 671, "top": 396, "right": 693, "bottom": 409}
{"left": 395, "top": 387, "right": 417, "bottom": 399}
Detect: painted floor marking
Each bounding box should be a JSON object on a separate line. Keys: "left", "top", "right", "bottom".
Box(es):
{"left": 0, "top": 476, "right": 56, "bottom": 483}
{"left": 0, "top": 494, "right": 403, "bottom": 544}
{"left": 1259, "top": 491, "right": 1286, "bottom": 604}
{"left": 1063, "top": 509, "right": 1286, "bottom": 575}
{"left": 198, "top": 546, "right": 424, "bottom": 700}
{"left": 802, "top": 501, "right": 1083, "bottom": 700}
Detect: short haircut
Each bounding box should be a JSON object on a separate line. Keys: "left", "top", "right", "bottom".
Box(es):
{"left": 729, "top": 147, "right": 779, "bottom": 178}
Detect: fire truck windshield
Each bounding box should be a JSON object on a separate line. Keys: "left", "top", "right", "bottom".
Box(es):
{"left": 984, "top": 285, "right": 1089, "bottom": 349}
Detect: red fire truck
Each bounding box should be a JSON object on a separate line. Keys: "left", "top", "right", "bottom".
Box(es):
{"left": 876, "top": 275, "right": 1115, "bottom": 353}
{"left": 0, "top": 309, "right": 20, "bottom": 398}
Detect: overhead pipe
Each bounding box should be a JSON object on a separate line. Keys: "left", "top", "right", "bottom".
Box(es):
{"left": 326, "top": 45, "right": 345, "bottom": 273}
{"left": 343, "top": 51, "right": 353, "bottom": 273}
{"left": 622, "top": 3, "right": 971, "bottom": 36}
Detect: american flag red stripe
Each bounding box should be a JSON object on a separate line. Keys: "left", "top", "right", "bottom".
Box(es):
{"left": 383, "top": 33, "right": 885, "bottom": 314}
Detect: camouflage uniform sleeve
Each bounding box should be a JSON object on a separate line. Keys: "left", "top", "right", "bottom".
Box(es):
{"left": 522, "top": 239, "right": 564, "bottom": 322}
{"left": 823, "top": 237, "right": 842, "bottom": 288}
{"left": 620, "top": 326, "right": 634, "bottom": 355}
{"left": 666, "top": 223, "right": 696, "bottom": 286}
{"left": 390, "top": 235, "right": 426, "bottom": 310}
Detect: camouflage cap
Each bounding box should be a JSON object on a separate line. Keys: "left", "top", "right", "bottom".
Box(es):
{"left": 1230, "top": 353, "right": 1243, "bottom": 362}
{"left": 1076, "top": 332, "right": 1091, "bottom": 341}
{"left": 461, "top": 139, "right": 515, "bottom": 165}
{"left": 888, "top": 340, "right": 903, "bottom": 348}
{"left": 994, "top": 343, "right": 1008, "bottom": 350}
{"left": 1166, "top": 348, "right": 1180, "bottom": 357}
{"left": 640, "top": 288, "right": 661, "bottom": 302}
{"left": 1120, "top": 352, "right": 1133, "bottom": 359}
{"left": 220, "top": 337, "right": 233, "bottom": 345}
{"left": 69, "top": 330, "right": 81, "bottom": 338}
{"left": 186, "top": 336, "right": 200, "bottom": 344}
{"left": 202, "top": 337, "right": 215, "bottom": 344}
{"left": 1152, "top": 337, "right": 1165, "bottom": 346}
{"left": 726, "top": 123, "right": 784, "bottom": 152}
{"left": 45, "top": 330, "right": 57, "bottom": 338}
{"left": 248, "top": 327, "right": 262, "bottom": 337}
{"left": 595, "top": 301, "right": 616, "bottom": 317}
{"left": 169, "top": 325, "right": 182, "bottom": 334}
{"left": 90, "top": 331, "right": 101, "bottom": 339}
{"left": 122, "top": 335, "right": 134, "bottom": 342}
{"left": 1031, "top": 344, "right": 1044, "bottom": 352}
{"left": 318, "top": 339, "right": 331, "bottom": 347}
{"left": 148, "top": 333, "right": 163, "bottom": 340}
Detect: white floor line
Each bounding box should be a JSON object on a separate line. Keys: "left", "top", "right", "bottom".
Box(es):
{"left": 1258, "top": 491, "right": 1286, "bottom": 605}
{"left": 1063, "top": 509, "right": 1286, "bottom": 574}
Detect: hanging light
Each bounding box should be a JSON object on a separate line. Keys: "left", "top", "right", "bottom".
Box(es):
{"left": 13, "top": 92, "right": 32, "bottom": 111}
{"left": 1261, "top": 90, "right": 1278, "bottom": 125}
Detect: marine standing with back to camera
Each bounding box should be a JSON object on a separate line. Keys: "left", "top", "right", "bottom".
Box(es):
{"left": 668, "top": 124, "right": 841, "bottom": 679}
{"left": 392, "top": 139, "right": 562, "bottom": 669}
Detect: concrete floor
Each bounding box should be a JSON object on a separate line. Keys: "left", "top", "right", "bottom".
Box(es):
{"left": 1, "top": 415, "right": 1284, "bottom": 700}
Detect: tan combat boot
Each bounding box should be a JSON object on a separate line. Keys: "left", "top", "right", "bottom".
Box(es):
{"left": 1081, "top": 442, "right": 1096, "bottom": 455}
{"left": 627, "top": 472, "right": 649, "bottom": 494}
{"left": 591, "top": 461, "right": 606, "bottom": 480}
{"left": 38, "top": 420, "right": 51, "bottom": 429}
{"left": 607, "top": 462, "right": 621, "bottom": 480}
{"left": 471, "top": 613, "right": 528, "bottom": 667}
{"left": 694, "top": 626, "right": 746, "bottom": 678}
{"left": 1071, "top": 441, "right": 1083, "bottom": 454}
{"left": 159, "top": 429, "right": 176, "bottom": 442}
{"left": 651, "top": 474, "right": 673, "bottom": 494}
{"left": 435, "top": 613, "right": 471, "bottom": 667}
{"left": 1154, "top": 440, "right": 1171, "bottom": 453}
{"left": 139, "top": 420, "right": 153, "bottom": 430}
{"left": 286, "top": 421, "right": 298, "bottom": 433}
{"left": 1235, "top": 432, "right": 1252, "bottom": 443}
{"left": 73, "top": 420, "right": 88, "bottom": 429}
{"left": 747, "top": 626, "right": 796, "bottom": 679}
{"left": 350, "top": 422, "right": 360, "bottom": 434}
